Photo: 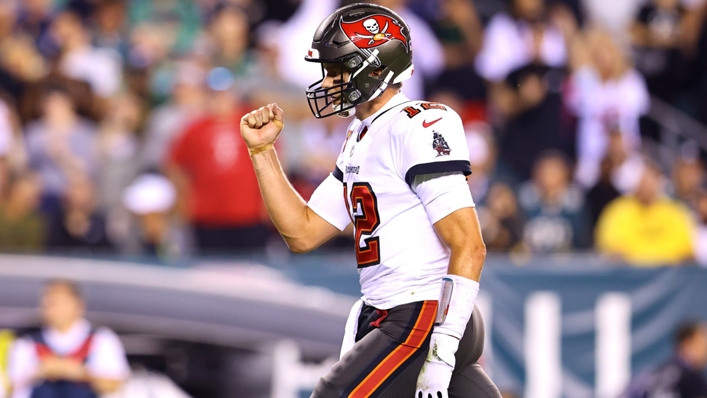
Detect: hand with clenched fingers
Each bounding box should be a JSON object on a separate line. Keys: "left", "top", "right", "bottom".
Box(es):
{"left": 240, "top": 103, "right": 285, "bottom": 155}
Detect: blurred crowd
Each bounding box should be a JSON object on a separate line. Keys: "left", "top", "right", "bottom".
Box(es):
{"left": 1, "top": 0, "right": 707, "bottom": 266}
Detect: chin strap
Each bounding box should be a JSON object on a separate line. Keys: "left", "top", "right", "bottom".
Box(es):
{"left": 331, "top": 96, "right": 355, "bottom": 117}
{"left": 337, "top": 107, "right": 355, "bottom": 118}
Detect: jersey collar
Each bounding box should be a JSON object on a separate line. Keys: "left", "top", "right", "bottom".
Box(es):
{"left": 360, "top": 92, "right": 410, "bottom": 128}
{"left": 44, "top": 318, "right": 91, "bottom": 347}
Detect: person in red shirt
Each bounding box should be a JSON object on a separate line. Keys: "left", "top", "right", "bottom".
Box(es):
{"left": 166, "top": 68, "right": 268, "bottom": 253}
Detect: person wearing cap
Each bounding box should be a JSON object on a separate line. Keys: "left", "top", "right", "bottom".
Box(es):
{"left": 624, "top": 320, "right": 707, "bottom": 398}
{"left": 123, "top": 173, "right": 187, "bottom": 257}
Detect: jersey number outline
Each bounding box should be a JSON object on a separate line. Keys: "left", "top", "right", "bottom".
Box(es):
{"left": 402, "top": 102, "right": 448, "bottom": 118}
{"left": 344, "top": 182, "right": 381, "bottom": 268}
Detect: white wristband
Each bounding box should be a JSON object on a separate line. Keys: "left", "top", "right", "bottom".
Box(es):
{"left": 434, "top": 274, "right": 479, "bottom": 340}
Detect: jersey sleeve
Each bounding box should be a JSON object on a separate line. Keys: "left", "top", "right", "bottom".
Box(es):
{"left": 411, "top": 172, "right": 475, "bottom": 224}
{"left": 398, "top": 108, "right": 472, "bottom": 187}
{"left": 86, "top": 328, "right": 130, "bottom": 380}
{"left": 307, "top": 151, "right": 351, "bottom": 231}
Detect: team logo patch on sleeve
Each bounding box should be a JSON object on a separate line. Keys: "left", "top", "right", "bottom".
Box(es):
{"left": 340, "top": 15, "right": 409, "bottom": 51}
{"left": 432, "top": 132, "right": 451, "bottom": 156}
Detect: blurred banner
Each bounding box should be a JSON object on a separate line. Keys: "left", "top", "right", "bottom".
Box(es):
{"left": 478, "top": 265, "right": 707, "bottom": 398}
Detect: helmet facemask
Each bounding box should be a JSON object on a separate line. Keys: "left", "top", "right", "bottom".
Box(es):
{"left": 307, "top": 49, "right": 400, "bottom": 118}
{"left": 306, "top": 60, "right": 361, "bottom": 119}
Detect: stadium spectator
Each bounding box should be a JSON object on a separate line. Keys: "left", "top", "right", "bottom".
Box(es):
{"left": 8, "top": 280, "right": 129, "bottom": 398}
{"left": 586, "top": 156, "right": 621, "bottom": 234}
{"left": 602, "top": 129, "right": 646, "bottom": 195}
{"left": 671, "top": 156, "right": 705, "bottom": 207}
{"left": 477, "top": 0, "right": 574, "bottom": 181}
{"left": 51, "top": 11, "right": 122, "bottom": 100}
{"left": 126, "top": 19, "right": 175, "bottom": 71}
{"left": 127, "top": 0, "right": 202, "bottom": 58}
{"left": 630, "top": 0, "right": 697, "bottom": 106}
{"left": 0, "top": 1, "right": 14, "bottom": 43}
{"left": 428, "top": 0, "right": 485, "bottom": 104}
{"left": 519, "top": 151, "right": 590, "bottom": 252}
{"left": 91, "top": 0, "right": 129, "bottom": 58}
{"left": 461, "top": 110, "right": 524, "bottom": 252}
{"left": 585, "top": 129, "right": 643, "bottom": 230}
{"left": 196, "top": 5, "right": 253, "bottom": 81}
{"left": 0, "top": 329, "right": 11, "bottom": 398}
{"left": 0, "top": 98, "right": 11, "bottom": 197}
{"left": 475, "top": 0, "right": 568, "bottom": 83}
{"left": 0, "top": 0, "right": 47, "bottom": 104}
{"left": 624, "top": 320, "right": 707, "bottom": 398}
{"left": 19, "top": 75, "right": 101, "bottom": 131}
{"left": 0, "top": 172, "right": 44, "bottom": 253}
{"left": 25, "top": 85, "right": 97, "bottom": 215}
{"left": 271, "top": 0, "right": 338, "bottom": 89}
{"left": 694, "top": 190, "right": 707, "bottom": 266}
{"left": 595, "top": 160, "right": 694, "bottom": 265}
{"left": 0, "top": 99, "right": 28, "bottom": 186}
{"left": 95, "top": 92, "right": 142, "bottom": 212}
{"left": 122, "top": 172, "right": 188, "bottom": 258}
{"left": 46, "top": 175, "right": 113, "bottom": 253}
{"left": 240, "top": 21, "right": 310, "bottom": 119}
{"left": 462, "top": 121, "right": 512, "bottom": 204}
{"left": 141, "top": 60, "right": 206, "bottom": 169}
{"left": 16, "top": 0, "right": 56, "bottom": 57}
{"left": 564, "top": 27, "right": 650, "bottom": 189}
{"left": 478, "top": 182, "right": 525, "bottom": 252}
{"left": 165, "top": 69, "right": 268, "bottom": 254}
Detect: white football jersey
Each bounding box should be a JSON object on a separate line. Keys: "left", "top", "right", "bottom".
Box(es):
{"left": 307, "top": 93, "right": 473, "bottom": 310}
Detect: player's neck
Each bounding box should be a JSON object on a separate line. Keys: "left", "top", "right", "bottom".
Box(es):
{"left": 355, "top": 88, "right": 400, "bottom": 120}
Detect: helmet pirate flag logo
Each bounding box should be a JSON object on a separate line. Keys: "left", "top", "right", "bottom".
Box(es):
{"left": 340, "top": 14, "right": 409, "bottom": 52}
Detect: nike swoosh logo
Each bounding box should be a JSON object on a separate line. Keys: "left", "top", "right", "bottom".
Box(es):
{"left": 422, "top": 117, "right": 442, "bottom": 128}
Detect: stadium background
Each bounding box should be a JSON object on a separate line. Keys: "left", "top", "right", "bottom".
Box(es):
{"left": 0, "top": 0, "right": 707, "bottom": 396}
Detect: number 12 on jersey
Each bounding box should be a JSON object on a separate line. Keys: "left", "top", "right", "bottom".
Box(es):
{"left": 344, "top": 182, "right": 381, "bottom": 268}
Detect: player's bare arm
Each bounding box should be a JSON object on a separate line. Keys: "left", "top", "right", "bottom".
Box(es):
{"left": 416, "top": 205, "right": 485, "bottom": 397}
{"left": 433, "top": 206, "right": 486, "bottom": 282}
{"left": 240, "top": 104, "right": 342, "bottom": 253}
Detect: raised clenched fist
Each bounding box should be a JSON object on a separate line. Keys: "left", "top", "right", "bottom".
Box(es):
{"left": 240, "top": 103, "right": 285, "bottom": 154}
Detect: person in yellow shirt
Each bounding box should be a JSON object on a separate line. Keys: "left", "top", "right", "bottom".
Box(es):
{"left": 0, "top": 329, "right": 14, "bottom": 398}
{"left": 595, "top": 160, "right": 694, "bottom": 266}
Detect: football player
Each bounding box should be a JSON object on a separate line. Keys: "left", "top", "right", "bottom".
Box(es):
{"left": 240, "top": 3, "right": 501, "bottom": 397}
